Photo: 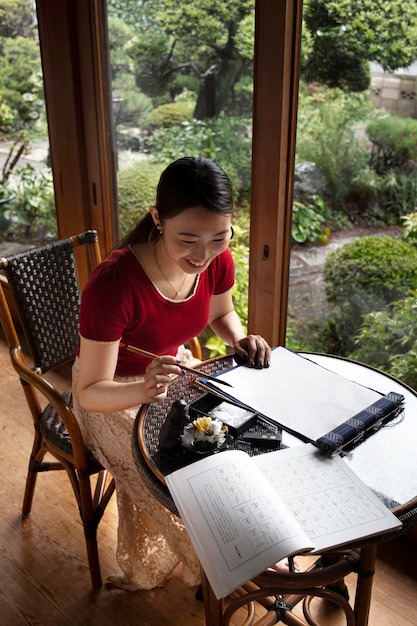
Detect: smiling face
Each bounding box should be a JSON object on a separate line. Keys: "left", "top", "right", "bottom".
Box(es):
{"left": 151, "top": 205, "right": 233, "bottom": 275}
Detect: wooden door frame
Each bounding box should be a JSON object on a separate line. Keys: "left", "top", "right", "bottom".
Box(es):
{"left": 36, "top": 0, "right": 118, "bottom": 285}
{"left": 248, "top": 0, "right": 303, "bottom": 346}
{"left": 36, "top": 0, "right": 302, "bottom": 338}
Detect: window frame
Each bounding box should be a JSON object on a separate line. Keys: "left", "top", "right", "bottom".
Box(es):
{"left": 36, "top": 0, "right": 302, "bottom": 339}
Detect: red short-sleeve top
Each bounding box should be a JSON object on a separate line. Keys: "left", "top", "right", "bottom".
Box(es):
{"left": 78, "top": 246, "right": 235, "bottom": 376}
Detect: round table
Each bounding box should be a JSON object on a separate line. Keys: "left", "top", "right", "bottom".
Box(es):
{"left": 133, "top": 353, "right": 417, "bottom": 626}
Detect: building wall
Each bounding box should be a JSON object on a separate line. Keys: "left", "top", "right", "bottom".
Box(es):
{"left": 370, "top": 72, "right": 417, "bottom": 118}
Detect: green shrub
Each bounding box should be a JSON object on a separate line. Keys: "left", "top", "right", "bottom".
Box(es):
{"left": 291, "top": 195, "right": 330, "bottom": 244}
{"left": 352, "top": 291, "right": 417, "bottom": 391}
{"left": 8, "top": 163, "right": 56, "bottom": 237}
{"left": 367, "top": 116, "right": 417, "bottom": 175}
{"left": 117, "top": 162, "right": 165, "bottom": 238}
{"left": 202, "top": 214, "right": 250, "bottom": 357}
{"left": 324, "top": 235, "right": 417, "bottom": 354}
{"left": 402, "top": 209, "right": 417, "bottom": 247}
{"left": 378, "top": 166, "right": 417, "bottom": 223}
{"left": 230, "top": 220, "right": 250, "bottom": 332}
{"left": 147, "top": 114, "right": 252, "bottom": 206}
{"left": 295, "top": 87, "right": 373, "bottom": 212}
{"left": 148, "top": 102, "right": 194, "bottom": 128}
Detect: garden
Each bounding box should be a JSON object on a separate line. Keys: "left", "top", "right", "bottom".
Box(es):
{"left": 1, "top": 0, "right": 417, "bottom": 389}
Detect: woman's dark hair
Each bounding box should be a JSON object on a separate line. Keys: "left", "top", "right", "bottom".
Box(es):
{"left": 119, "top": 156, "right": 233, "bottom": 247}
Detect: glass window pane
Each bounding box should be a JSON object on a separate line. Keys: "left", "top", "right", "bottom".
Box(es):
{"left": 287, "top": 0, "right": 417, "bottom": 391}
{"left": 107, "top": 1, "right": 254, "bottom": 339}
{"left": 0, "top": 3, "right": 54, "bottom": 252}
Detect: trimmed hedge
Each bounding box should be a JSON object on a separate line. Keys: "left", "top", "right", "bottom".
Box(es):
{"left": 117, "top": 162, "right": 165, "bottom": 238}
{"left": 324, "top": 235, "right": 417, "bottom": 353}
{"left": 148, "top": 102, "right": 194, "bottom": 128}
{"left": 367, "top": 116, "right": 417, "bottom": 175}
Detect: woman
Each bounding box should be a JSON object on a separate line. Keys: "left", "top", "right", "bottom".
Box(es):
{"left": 73, "top": 156, "right": 271, "bottom": 590}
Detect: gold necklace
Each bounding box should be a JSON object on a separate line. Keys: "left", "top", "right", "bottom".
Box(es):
{"left": 154, "top": 246, "right": 187, "bottom": 298}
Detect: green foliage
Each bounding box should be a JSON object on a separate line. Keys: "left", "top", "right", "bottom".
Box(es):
{"left": 7, "top": 163, "right": 56, "bottom": 237}
{"left": 230, "top": 219, "right": 250, "bottom": 332}
{"left": 285, "top": 323, "right": 320, "bottom": 352}
{"left": 108, "top": 0, "right": 417, "bottom": 112}
{"left": 148, "top": 114, "right": 252, "bottom": 205}
{"left": 0, "top": 36, "right": 44, "bottom": 132}
{"left": 367, "top": 116, "right": 417, "bottom": 175}
{"left": 113, "top": 76, "right": 153, "bottom": 129}
{"left": 0, "top": 0, "right": 35, "bottom": 41}
{"left": 295, "top": 88, "right": 374, "bottom": 213}
{"left": 324, "top": 235, "right": 417, "bottom": 354}
{"left": 378, "top": 166, "right": 417, "bottom": 223}
{"left": 205, "top": 334, "right": 228, "bottom": 358}
{"left": 302, "top": 4, "right": 370, "bottom": 91}
{"left": 402, "top": 210, "right": 417, "bottom": 247}
{"left": 0, "top": 1, "right": 45, "bottom": 199}
{"left": 302, "top": 0, "right": 417, "bottom": 91}
{"left": 0, "top": 98, "right": 13, "bottom": 131}
{"left": 117, "top": 161, "right": 165, "bottom": 238}
{"left": 148, "top": 101, "right": 194, "bottom": 128}
{"left": 295, "top": 88, "right": 417, "bottom": 227}
{"left": 291, "top": 195, "right": 330, "bottom": 244}
{"left": 351, "top": 292, "right": 417, "bottom": 390}
{"left": 203, "top": 215, "right": 250, "bottom": 357}
{"left": 108, "top": 16, "right": 158, "bottom": 127}
{"left": 108, "top": 0, "right": 255, "bottom": 117}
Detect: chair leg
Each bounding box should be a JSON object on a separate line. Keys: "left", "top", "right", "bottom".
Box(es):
{"left": 23, "top": 438, "right": 111, "bottom": 589}
{"left": 22, "top": 467, "right": 38, "bottom": 518}
{"left": 58, "top": 458, "right": 110, "bottom": 589}
{"left": 22, "top": 433, "right": 47, "bottom": 518}
{"left": 79, "top": 474, "right": 103, "bottom": 589}
{"left": 84, "top": 530, "right": 103, "bottom": 590}
{"left": 354, "top": 545, "right": 378, "bottom": 626}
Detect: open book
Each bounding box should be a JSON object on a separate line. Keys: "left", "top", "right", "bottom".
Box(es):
{"left": 165, "top": 444, "right": 401, "bottom": 599}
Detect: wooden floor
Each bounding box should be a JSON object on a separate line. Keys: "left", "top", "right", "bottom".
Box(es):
{"left": 0, "top": 338, "right": 416, "bottom": 626}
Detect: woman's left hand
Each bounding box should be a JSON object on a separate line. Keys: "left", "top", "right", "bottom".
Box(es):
{"left": 233, "top": 335, "right": 271, "bottom": 369}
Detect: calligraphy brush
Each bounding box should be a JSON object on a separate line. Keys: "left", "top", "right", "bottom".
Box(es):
{"left": 120, "top": 342, "right": 233, "bottom": 387}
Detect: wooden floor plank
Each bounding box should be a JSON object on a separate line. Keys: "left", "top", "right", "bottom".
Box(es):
{"left": 0, "top": 338, "right": 416, "bottom": 625}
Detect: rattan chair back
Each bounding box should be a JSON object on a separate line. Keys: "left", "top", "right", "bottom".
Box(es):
{"left": 2, "top": 231, "right": 97, "bottom": 372}
{"left": 0, "top": 230, "right": 115, "bottom": 589}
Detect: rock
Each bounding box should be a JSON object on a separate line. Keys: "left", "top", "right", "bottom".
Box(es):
{"left": 293, "top": 161, "right": 329, "bottom": 205}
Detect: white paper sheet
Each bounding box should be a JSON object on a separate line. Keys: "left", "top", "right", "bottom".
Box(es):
{"left": 206, "top": 347, "right": 381, "bottom": 441}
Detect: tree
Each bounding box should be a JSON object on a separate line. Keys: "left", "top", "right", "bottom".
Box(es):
{"left": 108, "top": 0, "right": 417, "bottom": 117}
{"left": 108, "top": 0, "right": 254, "bottom": 118}
{"left": 0, "top": 0, "right": 45, "bottom": 187}
{"left": 108, "top": 16, "right": 153, "bottom": 129}
{"left": 0, "top": 0, "right": 35, "bottom": 41}
{"left": 302, "top": 0, "right": 417, "bottom": 92}
{"left": 0, "top": 0, "right": 44, "bottom": 132}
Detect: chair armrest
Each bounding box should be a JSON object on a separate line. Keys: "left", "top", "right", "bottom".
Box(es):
{"left": 9, "top": 344, "right": 91, "bottom": 472}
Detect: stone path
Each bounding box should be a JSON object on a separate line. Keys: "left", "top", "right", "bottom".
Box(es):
{"left": 288, "top": 226, "right": 402, "bottom": 332}
{"left": 0, "top": 141, "right": 49, "bottom": 175}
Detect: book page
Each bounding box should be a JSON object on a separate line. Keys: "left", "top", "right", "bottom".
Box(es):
{"left": 165, "top": 449, "right": 314, "bottom": 599}
{"left": 254, "top": 444, "right": 402, "bottom": 553}
{"left": 206, "top": 347, "right": 381, "bottom": 440}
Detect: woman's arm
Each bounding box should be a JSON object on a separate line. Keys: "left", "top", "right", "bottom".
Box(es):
{"left": 75, "top": 336, "right": 181, "bottom": 412}
{"left": 208, "top": 290, "right": 271, "bottom": 367}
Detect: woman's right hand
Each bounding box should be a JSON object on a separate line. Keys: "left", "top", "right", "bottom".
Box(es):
{"left": 142, "top": 355, "right": 182, "bottom": 403}
{"left": 76, "top": 337, "right": 182, "bottom": 412}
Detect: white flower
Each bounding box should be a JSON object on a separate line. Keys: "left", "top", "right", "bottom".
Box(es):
{"left": 186, "top": 416, "right": 228, "bottom": 447}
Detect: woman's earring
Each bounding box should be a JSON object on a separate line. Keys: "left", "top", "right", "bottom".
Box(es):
{"left": 230, "top": 226, "right": 234, "bottom": 240}
{"left": 148, "top": 224, "right": 163, "bottom": 245}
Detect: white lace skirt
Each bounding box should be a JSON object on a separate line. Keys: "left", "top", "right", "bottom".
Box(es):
{"left": 72, "top": 357, "right": 201, "bottom": 590}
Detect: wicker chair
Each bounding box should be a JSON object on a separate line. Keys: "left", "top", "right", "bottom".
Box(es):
{"left": 0, "top": 230, "right": 115, "bottom": 589}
